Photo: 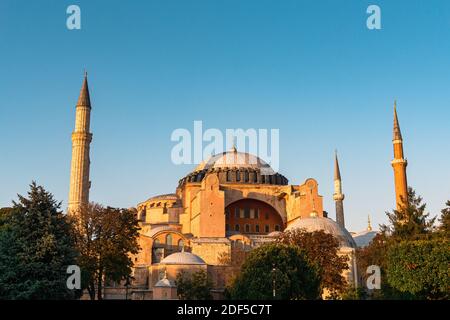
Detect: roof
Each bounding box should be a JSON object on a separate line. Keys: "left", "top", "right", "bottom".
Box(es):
{"left": 154, "top": 277, "right": 176, "bottom": 288}
{"left": 285, "top": 217, "right": 357, "bottom": 248}
{"left": 145, "top": 193, "right": 178, "bottom": 202}
{"left": 77, "top": 74, "right": 91, "bottom": 107}
{"left": 352, "top": 230, "right": 379, "bottom": 247}
{"left": 194, "top": 149, "right": 275, "bottom": 175}
{"left": 160, "top": 251, "right": 206, "bottom": 265}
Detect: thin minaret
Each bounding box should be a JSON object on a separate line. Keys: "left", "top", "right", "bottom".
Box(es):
{"left": 391, "top": 101, "right": 408, "bottom": 210}
{"left": 333, "top": 150, "right": 345, "bottom": 228}
{"left": 68, "top": 72, "right": 92, "bottom": 214}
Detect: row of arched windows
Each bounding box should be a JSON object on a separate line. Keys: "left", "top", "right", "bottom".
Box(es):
{"left": 226, "top": 223, "right": 280, "bottom": 233}
{"left": 153, "top": 234, "right": 184, "bottom": 249}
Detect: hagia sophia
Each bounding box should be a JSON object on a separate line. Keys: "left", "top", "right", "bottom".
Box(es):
{"left": 68, "top": 74, "right": 406, "bottom": 299}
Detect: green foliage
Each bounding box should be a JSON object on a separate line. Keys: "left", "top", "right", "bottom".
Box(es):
{"left": 381, "top": 187, "right": 435, "bottom": 241}
{"left": 228, "top": 243, "right": 321, "bottom": 300}
{"left": 386, "top": 239, "right": 450, "bottom": 300}
{"left": 71, "top": 203, "right": 141, "bottom": 300}
{"left": 0, "top": 182, "right": 79, "bottom": 299}
{"left": 438, "top": 200, "right": 450, "bottom": 237}
{"left": 175, "top": 270, "right": 213, "bottom": 300}
{"left": 276, "top": 229, "right": 349, "bottom": 298}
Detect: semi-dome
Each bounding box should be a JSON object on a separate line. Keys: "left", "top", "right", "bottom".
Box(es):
{"left": 285, "top": 217, "right": 356, "bottom": 248}
{"left": 160, "top": 251, "right": 206, "bottom": 265}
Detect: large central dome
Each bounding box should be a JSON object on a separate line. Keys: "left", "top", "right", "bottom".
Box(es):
{"left": 178, "top": 147, "right": 288, "bottom": 187}
{"left": 194, "top": 147, "right": 275, "bottom": 175}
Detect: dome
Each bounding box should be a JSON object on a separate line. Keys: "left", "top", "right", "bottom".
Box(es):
{"left": 160, "top": 251, "right": 206, "bottom": 265}
{"left": 195, "top": 148, "right": 275, "bottom": 175}
{"left": 154, "top": 277, "right": 176, "bottom": 288}
{"left": 285, "top": 217, "right": 356, "bottom": 248}
{"left": 352, "top": 230, "right": 379, "bottom": 248}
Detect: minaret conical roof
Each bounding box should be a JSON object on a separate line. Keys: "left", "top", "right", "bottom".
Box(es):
{"left": 393, "top": 101, "right": 402, "bottom": 140}
{"left": 77, "top": 72, "right": 91, "bottom": 107}
{"left": 334, "top": 151, "right": 341, "bottom": 181}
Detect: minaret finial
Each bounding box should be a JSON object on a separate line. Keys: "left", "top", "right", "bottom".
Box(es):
{"left": 367, "top": 214, "right": 373, "bottom": 231}
{"left": 77, "top": 72, "right": 91, "bottom": 107}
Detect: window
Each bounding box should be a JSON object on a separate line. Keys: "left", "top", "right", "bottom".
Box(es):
{"left": 236, "top": 170, "right": 240, "bottom": 181}
{"left": 265, "top": 225, "right": 270, "bottom": 233}
{"left": 163, "top": 202, "right": 167, "bottom": 214}
{"left": 275, "top": 225, "right": 280, "bottom": 232}
{"left": 178, "top": 239, "right": 184, "bottom": 250}
{"left": 140, "top": 209, "right": 147, "bottom": 222}
{"left": 250, "top": 208, "right": 255, "bottom": 219}
{"left": 255, "top": 225, "right": 260, "bottom": 233}
{"left": 245, "top": 224, "right": 250, "bottom": 233}
{"left": 166, "top": 234, "right": 173, "bottom": 246}
{"left": 245, "top": 171, "right": 249, "bottom": 182}
{"left": 226, "top": 224, "right": 230, "bottom": 231}
{"left": 255, "top": 209, "right": 259, "bottom": 219}
{"left": 265, "top": 212, "right": 269, "bottom": 220}
{"left": 261, "top": 175, "right": 266, "bottom": 183}
{"left": 226, "top": 171, "right": 231, "bottom": 182}
{"left": 240, "top": 209, "right": 245, "bottom": 219}
{"left": 244, "top": 208, "right": 250, "bottom": 219}
{"left": 153, "top": 239, "right": 160, "bottom": 245}
{"left": 235, "top": 224, "right": 240, "bottom": 232}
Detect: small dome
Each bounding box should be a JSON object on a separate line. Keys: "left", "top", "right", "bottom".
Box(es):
{"left": 267, "top": 231, "right": 282, "bottom": 237}
{"left": 154, "top": 277, "right": 176, "bottom": 288}
{"left": 160, "top": 251, "right": 206, "bottom": 265}
{"left": 285, "top": 217, "right": 356, "bottom": 248}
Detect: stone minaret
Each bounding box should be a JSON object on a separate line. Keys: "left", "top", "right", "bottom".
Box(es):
{"left": 391, "top": 101, "right": 408, "bottom": 210}
{"left": 333, "top": 151, "right": 345, "bottom": 228}
{"left": 68, "top": 73, "right": 92, "bottom": 214}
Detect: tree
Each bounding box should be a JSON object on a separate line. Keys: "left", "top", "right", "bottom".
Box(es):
{"left": 386, "top": 239, "right": 450, "bottom": 299}
{"left": 438, "top": 200, "right": 450, "bottom": 236}
{"left": 228, "top": 243, "right": 321, "bottom": 300}
{"left": 70, "top": 203, "right": 140, "bottom": 300}
{"left": 0, "top": 182, "right": 79, "bottom": 299}
{"left": 175, "top": 270, "right": 213, "bottom": 300}
{"left": 380, "top": 187, "right": 435, "bottom": 241}
{"left": 276, "top": 229, "right": 349, "bottom": 298}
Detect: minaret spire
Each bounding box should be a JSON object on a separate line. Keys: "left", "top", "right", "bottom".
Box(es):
{"left": 367, "top": 215, "right": 373, "bottom": 231}
{"left": 333, "top": 150, "right": 345, "bottom": 228}
{"left": 68, "top": 73, "right": 93, "bottom": 214}
{"left": 391, "top": 101, "right": 408, "bottom": 210}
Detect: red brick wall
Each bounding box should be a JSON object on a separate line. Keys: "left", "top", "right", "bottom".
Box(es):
{"left": 225, "top": 199, "right": 284, "bottom": 235}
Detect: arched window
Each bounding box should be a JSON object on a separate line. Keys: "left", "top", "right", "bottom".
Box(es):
{"left": 235, "top": 224, "right": 240, "bottom": 232}
{"left": 245, "top": 171, "right": 249, "bottom": 182}
{"left": 275, "top": 225, "right": 280, "bottom": 231}
{"left": 226, "top": 170, "right": 231, "bottom": 182}
{"left": 236, "top": 170, "right": 240, "bottom": 181}
{"left": 178, "top": 239, "right": 184, "bottom": 250}
{"left": 166, "top": 234, "right": 173, "bottom": 246}
{"left": 255, "top": 225, "right": 260, "bottom": 233}
{"left": 140, "top": 209, "right": 147, "bottom": 222}
{"left": 245, "top": 224, "right": 250, "bottom": 233}
{"left": 153, "top": 239, "right": 160, "bottom": 245}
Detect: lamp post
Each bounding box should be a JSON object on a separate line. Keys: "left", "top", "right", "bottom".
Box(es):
{"left": 272, "top": 264, "right": 276, "bottom": 298}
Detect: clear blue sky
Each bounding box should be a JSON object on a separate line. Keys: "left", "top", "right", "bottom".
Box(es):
{"left": 1, "top": 0, "right": 449, "bottom": 232}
